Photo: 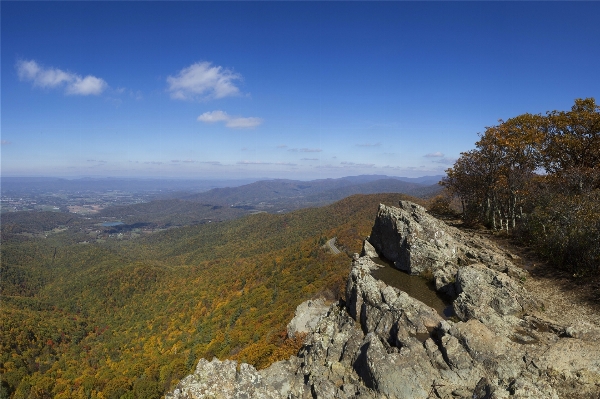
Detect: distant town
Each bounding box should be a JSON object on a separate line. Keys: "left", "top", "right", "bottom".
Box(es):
{"left": 1, "top": 189, "right": 151, "bottom": 214}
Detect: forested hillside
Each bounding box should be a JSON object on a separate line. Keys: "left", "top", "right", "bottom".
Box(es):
{"left": 442, "top": 98, "right": 599, "bottom": 274}
{"left": 0, "top": 193, "right": 423, "bottom": 399}
{"left": 178, "top": 176, "right": 441, "bottom": 210}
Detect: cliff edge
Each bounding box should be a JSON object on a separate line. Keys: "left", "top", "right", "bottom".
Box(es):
{"left": 167, "top": 201, "right": 600, "bottom": 399}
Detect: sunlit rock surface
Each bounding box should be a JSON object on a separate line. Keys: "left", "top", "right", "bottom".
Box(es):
{"left": 167, "top": 201, "right": 600, "bottom": 399}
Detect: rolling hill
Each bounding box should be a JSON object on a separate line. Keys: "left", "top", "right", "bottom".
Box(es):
{"left": 0, "top": 193, "right": 426, "bottom": 399}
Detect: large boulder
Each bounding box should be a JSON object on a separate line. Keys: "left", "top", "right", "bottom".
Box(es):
{"left": 286, "top": 298, "right": 330, "bottom": 338}
{"left": 368, "top": 201, "right": 522, "bottom": 277}
{"left": 167, "top": 201, "right": 600, "bottom": 399}
{"left": 453, "top": 263, "right": 541, "bottom": 331}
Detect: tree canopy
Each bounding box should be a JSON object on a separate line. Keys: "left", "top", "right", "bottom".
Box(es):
{"left": 442, "top": 98, "right": 600, "bottom": 273}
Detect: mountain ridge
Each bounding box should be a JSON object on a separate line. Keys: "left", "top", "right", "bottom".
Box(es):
{"left": 167, "top": 201, "right": 600, "bottom": 399}
{"left": 0, "top": 193, "right": 425, "bottom": 398}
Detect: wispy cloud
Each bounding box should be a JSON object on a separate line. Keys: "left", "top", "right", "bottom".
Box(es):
{"left": 115, "top": 87, "right": 143, "bottom": 100}
{"left": 237, "top": 161, "right": 296, "bottom": 166}
{"left": 16, "top": 59, "right": 107, "bottom": 96}
{"left": 167, "top": 61, "right": 242, "bottom": 101}
{"left": 276, "top": 144, "right": 288, "bottom": 149}
{"left": 175, "top": 160, "right": 220, "bottom": 165}
{"left": 432, "top": 157, "right": 456, "bottom": 164}
{"left": 288, "top": 148, "right": 322, "bottom": 153}
{"left": 315, "top": 164, "right": 346, "bottom": 170}
{"left": 356, "top": 142, "right": 381, "bottom": 147}
{"left": 198, "top": 110, "right": 263, "bottom": 129}
{"left": 226, "top": 116, "right": 263, "bottom": 128}
{"left": 423, "top": 152, "right": 454, "bottom": 164}
{"left": 1, "top": 140, "right": 11, "bottom": 146}
{"left": 341, "top": 161, "right": 375, "bottom": 168}
{"left": 199, "top": 161, "right": 222, "bottom": 165}
{"left": 301, "top": 158, "right": 319, "bottom": 161}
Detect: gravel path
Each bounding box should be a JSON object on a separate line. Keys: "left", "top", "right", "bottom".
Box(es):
{"left": 473, "top": 230, "right": 600, "bottom": 330}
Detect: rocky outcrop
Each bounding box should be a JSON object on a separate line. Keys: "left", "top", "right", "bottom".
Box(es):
{"left": 360, "top": 238, "right": 378, "bottom": 258}
{"left": 287, "top": 298, "right": 330, "bottom": 338}
{"left": 368, "top": 201, "right": 524, "bottom": 278}
{"left": 167, "top": 201, "right": 600, "bottom": 399}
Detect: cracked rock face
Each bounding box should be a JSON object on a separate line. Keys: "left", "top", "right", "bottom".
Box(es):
{"left": 167, "top": 202, "right": 600, "bottom": 399}
{"left": 368, "top": 201, "right": 524, "bottom": 277}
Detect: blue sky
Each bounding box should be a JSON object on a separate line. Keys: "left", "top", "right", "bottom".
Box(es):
{"left": 2, "top": 2, "right": 599, "bottom": 180}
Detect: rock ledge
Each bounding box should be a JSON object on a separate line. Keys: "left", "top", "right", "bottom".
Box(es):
{"left": 167, "top": 202, "right": 600, "bottom": 399}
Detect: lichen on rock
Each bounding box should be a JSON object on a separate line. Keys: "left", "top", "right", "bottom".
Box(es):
{"left": 167, "top": 201, "right": 600, "bottom": 399}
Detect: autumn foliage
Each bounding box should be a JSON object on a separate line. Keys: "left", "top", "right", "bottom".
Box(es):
{"left": 0, "top": 193, "right": 418, "bottom": 399}
{"left": 442, "top": 98, "right": 600, "bottom": 273}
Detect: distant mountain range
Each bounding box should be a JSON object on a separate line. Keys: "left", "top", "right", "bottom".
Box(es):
{"left": 0, "top": 176, "right": 260, "bottom": 194}
{"left": 2, "top": 175, "right": 444, "bottom": 228}
{"left": 1, "top": 174, "right": 443, "bottom": 195}
{"left": 178, "top": 175, "right": 443, "bottom": 207}
{"left": 95, "top": 176, "right": 443, "bottom": 227}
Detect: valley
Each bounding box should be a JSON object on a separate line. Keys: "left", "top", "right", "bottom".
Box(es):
{"left": 1, "top": 175, "right": 442, "bottom": 245}
{"left": 0, "top": 187, "right": 427, "bottom": 399}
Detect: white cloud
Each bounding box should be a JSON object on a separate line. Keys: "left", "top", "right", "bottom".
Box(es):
{"left": 16, "top": 60, "right": 41, "bottom": 81}
{"left": 226, "top": 116, "right": 262, "bottom": 128}
{"left": 237, "top": 161, "right": 296, "bottom": 166}
{"left": 66, "top": 75, "right": 107, "bottom": 95}
{"left": 424, "top": 152, "right": 445, "bottom": 158}
{"left": 16, "top": 59, "right": 107, "bottom": 96}
{"left": 197, "top": 110, "right": 263, "bottom": 129}
{"left": 301, "top": 158, "right": 319, "bottom": 161}
{"left": 167, "top": 61, "right": 242, "bottom": 101}
{"left": 1, "top": 140, "right": 11, "bottom": 146}
{"left": 197, "top": 110, "right": 230, "bottom": 123}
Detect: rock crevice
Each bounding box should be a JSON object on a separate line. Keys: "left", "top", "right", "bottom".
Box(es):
{"left": 167, "top": 201, "right": 600, "bottom": 399}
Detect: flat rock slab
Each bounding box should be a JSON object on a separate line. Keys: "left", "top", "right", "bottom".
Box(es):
{"left": 287, "top": 298, "right": 330, "bottom": 338}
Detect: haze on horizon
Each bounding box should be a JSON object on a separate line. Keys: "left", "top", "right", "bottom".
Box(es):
{"left": 2, "top": 2, "right": 599, "bottom": 180}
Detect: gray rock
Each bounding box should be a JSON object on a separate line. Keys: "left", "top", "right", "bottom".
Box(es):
{"left": 287, "top": 298, "right": 330, "bottom": 338}
{"left": 352, "top": 333, "right": 436, "bottom": 399}
{"left": 259, "top": 357, "right": 302, "bottom": 398}
{"left": 433, "top": 263, "right": 457, "bottom": 297}
{"left": 166, "top": 357, "right": 282, "bottom": 399}
{"left": 453, "top": 264, "right": 540, "bottom": 327}
{"left": 368, "top": 202, "right": 523, "bottom": 277}
{"left": 360, "top": 238, "right": 378, "bottom": 258}
{"left": 167, "top": 201, "right": 600, "bottom": 399}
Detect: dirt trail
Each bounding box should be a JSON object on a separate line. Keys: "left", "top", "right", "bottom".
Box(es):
{"left": 469, "top": 228, "right": 600, "bottom": 329}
